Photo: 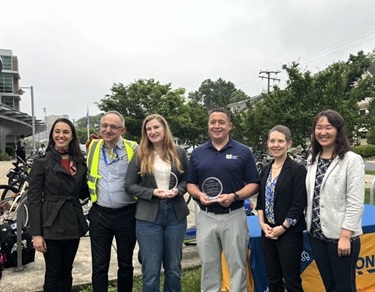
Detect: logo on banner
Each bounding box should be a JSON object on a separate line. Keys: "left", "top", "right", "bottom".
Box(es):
{"left": 356, "top": 254, "right": 375, "bottom": 275}
{"left": 300, "top": 248, "right": 313, "bottom": 273}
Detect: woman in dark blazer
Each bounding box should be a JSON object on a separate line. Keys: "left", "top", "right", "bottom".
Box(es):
{"left": 256, "top": 125, "right": 307, "bottom": 292}
{"left": 28, "top": 118, "right": 89, "bottom": 292}
{"left": 125, "top": 114, "right": 189, "bottom": 292}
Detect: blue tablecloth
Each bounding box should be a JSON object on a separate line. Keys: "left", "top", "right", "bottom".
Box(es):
{"left": 247, "top": 204, "right": 375, "bottom": 292}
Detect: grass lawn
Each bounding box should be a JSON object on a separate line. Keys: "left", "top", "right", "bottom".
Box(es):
{"left": 76, "top": 267, "right": 202, "bottom": 292}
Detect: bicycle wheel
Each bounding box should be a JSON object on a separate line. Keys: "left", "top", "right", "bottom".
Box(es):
{"left": 256, "top": 162, "right": 265, "bottom": 175}
{"left": 0, "top": 196, "right": 29, "bottom": 227}
{"left": 0, "top": 185, "right": 20, "bottom": 201}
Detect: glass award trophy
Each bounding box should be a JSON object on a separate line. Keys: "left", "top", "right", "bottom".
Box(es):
{"left": 202, "top": 177, "right": 223, "bottom": 200}
{"left": 169, "top": 172, "right": 178, "bottom": 193}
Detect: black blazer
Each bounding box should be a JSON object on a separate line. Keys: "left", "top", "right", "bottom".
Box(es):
{"left": 256, "top": 156, "right": 307, "bottom": 233}
{"left": 125, "top": 145, "right": 190, "bottom": 223}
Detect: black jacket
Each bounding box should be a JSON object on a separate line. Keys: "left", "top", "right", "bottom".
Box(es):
{"left": 27, "top": 149, "right": 89, "bottom": 240}
{"left": 256, "top": 156, "right": 307, "bottom": 233}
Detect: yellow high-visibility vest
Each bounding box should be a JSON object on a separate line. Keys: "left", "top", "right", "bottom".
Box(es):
{"left": 86, "top": 139, "right": 136, "bottom": 202}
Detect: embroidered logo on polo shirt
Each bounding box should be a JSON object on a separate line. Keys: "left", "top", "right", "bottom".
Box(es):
{"left": 226, "top": 154, "right": 238, "bottom": 159}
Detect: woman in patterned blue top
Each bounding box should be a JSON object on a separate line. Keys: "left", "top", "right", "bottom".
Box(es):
{"left": 305, "top": 110, "right": 364, "bottom": 292}
{"left": 256, "top": 125, "right": 307, "bottom": 292}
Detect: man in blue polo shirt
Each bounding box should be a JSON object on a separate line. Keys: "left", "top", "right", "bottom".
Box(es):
{"left": 187, "top": 107, "right": 259, "bottom": 292}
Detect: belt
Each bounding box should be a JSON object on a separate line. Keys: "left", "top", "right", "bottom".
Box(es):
{"left": 199, "top": 204, "right": 242, "bottom": 214}
{"left": 93, "top": 203, "right": 135, "bottom": 214}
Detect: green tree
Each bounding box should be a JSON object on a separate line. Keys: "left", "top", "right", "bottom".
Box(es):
{"left": 96, "top": 79, "right": 191, "bottom": 142}
{"left": 366, "top": 126, "right": 375, "bottom": 145}
{"left": 246, "top": 51, "right": 375, "bottom": 149}
{"left": 188, "top": 78, "right": 249, "bottom": 110}
{"left": 185, "top": 100, "right": 209, "bottom": 146}
{"left": 75, "top": 114, "right": 102, "bottom": 144}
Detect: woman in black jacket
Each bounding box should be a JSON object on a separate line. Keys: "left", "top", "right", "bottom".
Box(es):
{"left": 256, "top": 125, "right": 307, "bottom": 292}
{"left": 28, "top": 118, "right": 89, "bottom": 292}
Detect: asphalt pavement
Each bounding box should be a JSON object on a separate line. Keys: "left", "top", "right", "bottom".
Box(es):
{"left": 0, "top": 160, "right": 200, "bottom": 291}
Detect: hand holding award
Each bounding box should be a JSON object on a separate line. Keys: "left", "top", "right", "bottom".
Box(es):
{"left": 202, "top": 177, "right": 223, "bottom": 201}
{"left": 168, "top": 172, "right": 178, "bottom": 195}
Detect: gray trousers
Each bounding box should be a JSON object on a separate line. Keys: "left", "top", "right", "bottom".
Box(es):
{"left": 196, "top": 208, "right": 249, "bottom": 292}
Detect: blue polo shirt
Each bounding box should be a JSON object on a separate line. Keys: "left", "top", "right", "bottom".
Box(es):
{"left": 187, "top": 138, "right": 259, "bottom": 209}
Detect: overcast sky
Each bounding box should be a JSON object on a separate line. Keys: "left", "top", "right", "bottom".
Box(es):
{"left": 1, "top": 0, "right": 374, "bottom": 122}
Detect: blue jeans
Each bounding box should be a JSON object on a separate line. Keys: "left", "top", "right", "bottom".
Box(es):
{"left": 136, "top": 200, "right": 187, "bottom": 292}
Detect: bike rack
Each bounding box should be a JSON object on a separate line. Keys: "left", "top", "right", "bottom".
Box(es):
{"left": 370, "top": 176, "right": 375, "bottom": 205}
{"left": 15, "top": 190, "right": 28, "bottom": 271}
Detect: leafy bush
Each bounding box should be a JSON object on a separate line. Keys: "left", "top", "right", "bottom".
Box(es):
{"left": 5, "top": 145, "right": 14, "bottom": 157}
{"left": 366, "top": 126, "right": 375, "bottom": 145}
{"left": 0, "top": 151, "right": 10, "bottom": 161}
{"left": 352, "top": 144, "right": 375, "bottom": 157}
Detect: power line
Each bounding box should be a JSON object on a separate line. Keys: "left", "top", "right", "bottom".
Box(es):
{"left": 258, "top": 70, "right": 281, "bottom": 93}
{"left": 235, "top": 28, "right": 375, "bottom": 95}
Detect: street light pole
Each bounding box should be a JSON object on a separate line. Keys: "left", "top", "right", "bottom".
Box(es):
{"left": 43, "top": 107, "right": 47, "bottom": 142}
{"left": 30, "top": 85, "right": 35, "bottom": 153}
{"left": 19, "top": 86, "right": 36, "bottom": 154}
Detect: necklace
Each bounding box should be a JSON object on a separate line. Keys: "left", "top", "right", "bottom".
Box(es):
{"left": 272, "top": 164, "right": 283, "bottom": 169}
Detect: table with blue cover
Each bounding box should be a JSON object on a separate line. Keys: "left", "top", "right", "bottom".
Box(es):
{"left": 247, "top": 204, "right": 375, "bottom": 292}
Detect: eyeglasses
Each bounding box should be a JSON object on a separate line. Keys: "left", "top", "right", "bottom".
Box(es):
{"left": 99, "top": 123, "right": 123, "bottom": 131}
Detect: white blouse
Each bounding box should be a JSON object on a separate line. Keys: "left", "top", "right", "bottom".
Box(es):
{"left": 153, "top": 153, "right": 171, "bottom": 191}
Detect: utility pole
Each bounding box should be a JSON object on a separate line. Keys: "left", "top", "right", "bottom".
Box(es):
{"left": 258, "top": 70, "right": 280, "bottom": 93}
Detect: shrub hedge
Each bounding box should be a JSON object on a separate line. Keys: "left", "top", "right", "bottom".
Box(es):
{"left": 352, "top": 144, "right": 375, "bottom": 157}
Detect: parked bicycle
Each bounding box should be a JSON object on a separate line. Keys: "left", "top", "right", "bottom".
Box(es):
{"left": 0, "top": 182, "right": 29, "bottom": 226}
{"left": 254, "top": 151, "right": 272, "bottom": 174}
{"left": 6, "top": 158, "right": 32, "bottom": 190}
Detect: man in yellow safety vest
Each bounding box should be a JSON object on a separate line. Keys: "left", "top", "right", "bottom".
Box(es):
{"left": 86, "top": 110, "right": 138, "bottom": 292}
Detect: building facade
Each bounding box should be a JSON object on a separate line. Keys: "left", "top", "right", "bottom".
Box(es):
{"left": 0, "top": 49, "right": 45, "bottom": 153}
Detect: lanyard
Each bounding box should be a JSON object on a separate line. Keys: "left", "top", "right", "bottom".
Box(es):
{"left": 102, "top": 147, "right": 119, "bottom": 165}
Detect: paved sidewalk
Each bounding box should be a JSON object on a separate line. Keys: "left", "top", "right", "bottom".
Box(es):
{"left": 0, "top": 236, "right": 200, "bottom": 292}
{"left": 1, "top": 160, "right": 374, "bottom": 291}
{"left": 0, "top": 160, "right": 200, "bottom": 291}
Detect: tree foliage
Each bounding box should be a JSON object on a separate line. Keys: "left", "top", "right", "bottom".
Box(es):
{"left": 75, "top": 114, "right": 102, "bottom": 144}
{"left": 70, "top": 51, "right": 374, "bottom": 151}
{"left": 246, "top": 51, "right": 375, "bottom": 150}
{"left": 366, "top": 126, "right": 375, "bottom": 145}
{"left": 96, "top": 79, "right": 194, "bottom": 143}
{"left": 188, "top": 78, "right": 249, "bottom": 110}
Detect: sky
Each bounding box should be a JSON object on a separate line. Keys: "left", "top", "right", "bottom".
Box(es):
{"left": 1, "top": 0, "right": 375, "bottom": 123}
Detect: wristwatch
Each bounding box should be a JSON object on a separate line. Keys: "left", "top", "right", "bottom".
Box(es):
{"left": 233, "top": 192, "right": 240, "bottom": 201}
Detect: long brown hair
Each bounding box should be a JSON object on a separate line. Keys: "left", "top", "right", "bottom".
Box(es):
{"left": 47, "top": 118, "right": 84, "bottom": 163}
{"left": 137, "top": 114, "right": 183, "bottom": 175}
{"left": 310, "top": 110, "right": 350, "bottom": 164}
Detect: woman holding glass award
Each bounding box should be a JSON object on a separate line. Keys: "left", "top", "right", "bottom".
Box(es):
{"left": 125, "top": 114, "right": 189, "bottom": 292}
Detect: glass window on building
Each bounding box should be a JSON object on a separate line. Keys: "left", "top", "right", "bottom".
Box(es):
{"left": 1, "top": 96, "right": 14, "bottom": 108}
{"left": 0, "top": 73, "right": 13, "bottom": 93}
{"left": 2, "top": 55, "right": 12, "bottom": 70}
